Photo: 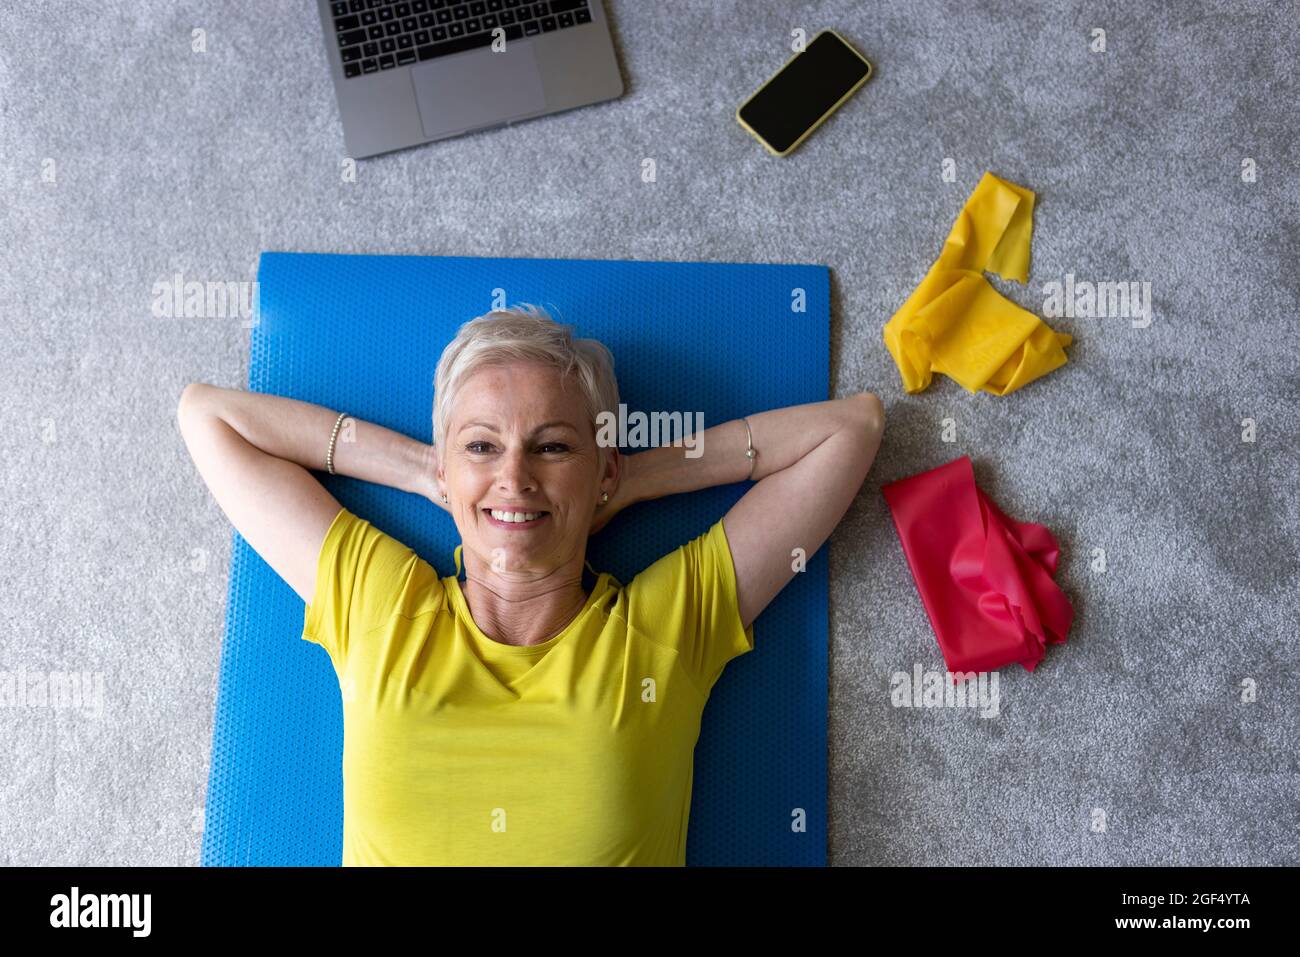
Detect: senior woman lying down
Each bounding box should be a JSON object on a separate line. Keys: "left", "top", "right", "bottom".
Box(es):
{"left": 177, "top": 305, "right": 884, "bottom": 866}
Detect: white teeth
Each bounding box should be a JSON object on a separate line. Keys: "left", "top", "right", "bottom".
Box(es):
{"left": 489, "top": 509, "right": 544, "bottom": 523}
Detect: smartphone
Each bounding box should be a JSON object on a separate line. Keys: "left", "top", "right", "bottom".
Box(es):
{"left": 736, "top": 30, "right": 873, "bottom": 157}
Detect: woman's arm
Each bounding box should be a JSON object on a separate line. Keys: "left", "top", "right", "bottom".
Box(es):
{"left": 613, "top": 392, "right": 885, "bottom": 628}
{"left": 180, "top": 384, "right": 436, "bottom": 497}
{"left": 176, "top": 383, "right": 439, "bottom": 604}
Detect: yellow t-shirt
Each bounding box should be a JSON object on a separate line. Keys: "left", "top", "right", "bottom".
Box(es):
{"left": 301, "top": 506, "right": 755, "bottom": 866}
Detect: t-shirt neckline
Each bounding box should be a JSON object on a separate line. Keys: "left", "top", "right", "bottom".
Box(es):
{"left": 445, "top": 572, "right": 612, "bottom": 658}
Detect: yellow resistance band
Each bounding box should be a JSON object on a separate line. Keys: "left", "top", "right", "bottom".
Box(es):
{"left": 883, "top": 172, "right": 1073, "bottom": 396}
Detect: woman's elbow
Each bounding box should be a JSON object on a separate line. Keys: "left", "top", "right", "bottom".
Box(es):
{"left": 838, "top": 392, "right": 885, "bottom": 485}
{"left": 177, "top": 382, "right": 211, "bottom": 427}
{"left": 844, "top": 390, "right": 885, "bottom": 444}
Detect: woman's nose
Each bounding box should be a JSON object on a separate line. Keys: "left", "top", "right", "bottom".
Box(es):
{"left": 496, "top": 448, "right": 536, "bottom": 491}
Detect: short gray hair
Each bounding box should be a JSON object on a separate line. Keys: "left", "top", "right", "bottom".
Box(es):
{"left": 432, "top": 304, "right": 620, "bottom": 454}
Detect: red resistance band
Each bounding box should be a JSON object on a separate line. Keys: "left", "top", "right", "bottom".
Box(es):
{"left": 882, "top": 456, "right": 1074, "bottom": 676}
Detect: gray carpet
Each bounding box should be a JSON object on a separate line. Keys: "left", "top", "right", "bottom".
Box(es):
{"left": 1, "top": 0, "right": 1296, "bottom": 866}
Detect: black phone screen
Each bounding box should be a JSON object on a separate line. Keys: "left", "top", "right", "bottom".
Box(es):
{"left": 738, "top": 32, "right": 870, "bottom": 154}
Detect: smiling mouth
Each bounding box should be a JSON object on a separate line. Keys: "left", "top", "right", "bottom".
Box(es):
{"left": 482, "top": 508, "right": 550, "bottom": 528}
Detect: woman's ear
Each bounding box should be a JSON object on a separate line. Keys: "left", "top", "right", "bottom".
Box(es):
{"left": 602, "top": 446, "right": 621, "bottom": 492}
{"left": 431, "top": 453, "right": 451, "bottom": 510}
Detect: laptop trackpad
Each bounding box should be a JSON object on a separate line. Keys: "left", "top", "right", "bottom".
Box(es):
{"left": 412, "top": 43, "right": 547, "bottom": 137}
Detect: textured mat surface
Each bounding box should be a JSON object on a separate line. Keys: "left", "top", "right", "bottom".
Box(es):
{"left": 199, "top": 251, "right": 830, "bottom": 865}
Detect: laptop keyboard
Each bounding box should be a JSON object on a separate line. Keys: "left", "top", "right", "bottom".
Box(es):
{"left": 330, "top": 0, "right": 592, "bottom": 78}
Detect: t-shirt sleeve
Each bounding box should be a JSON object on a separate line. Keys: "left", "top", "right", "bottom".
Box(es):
{"left": 624, "top": 516, "right": 756, "bottom": 695}
{"left": 301, "top": 506, "right": 440, "bottom": 669}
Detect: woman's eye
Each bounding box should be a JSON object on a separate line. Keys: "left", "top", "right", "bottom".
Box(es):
{"left": 465, "top": 442, "right": 567, "bottom": 454}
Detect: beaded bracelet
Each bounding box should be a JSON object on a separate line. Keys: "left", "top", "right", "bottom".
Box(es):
{"left": 326, "top": 411, "right": 348, "bottom": 475}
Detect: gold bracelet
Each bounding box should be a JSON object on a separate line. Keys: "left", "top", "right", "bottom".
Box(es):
{"left": 326, "top": 411, "right": 348, "bottom": 475}
{"left": 743, "top": 417, "right": 756, "bottom": 480}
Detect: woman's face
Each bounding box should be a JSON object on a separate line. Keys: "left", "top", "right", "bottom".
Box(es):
{"left": 437, "top": 360, "right": 615, "bottom": 579}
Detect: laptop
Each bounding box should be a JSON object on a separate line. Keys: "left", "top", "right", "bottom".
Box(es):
{"left": 318, "top": 0, "right": 624, "bottom": 159}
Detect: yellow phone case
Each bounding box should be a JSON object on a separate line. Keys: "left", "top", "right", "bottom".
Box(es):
{"left": 736, "top": 29, "right": 873, "bottom": 157}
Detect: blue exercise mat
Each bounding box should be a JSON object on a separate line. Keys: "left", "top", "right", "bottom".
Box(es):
{"left": 201, "top": 251, "right": 829, "bottom": 866}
